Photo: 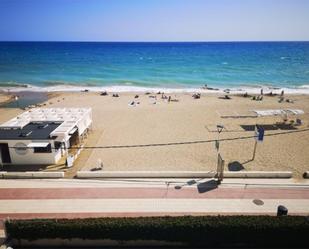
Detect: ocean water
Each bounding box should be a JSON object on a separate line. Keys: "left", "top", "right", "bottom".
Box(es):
{"left": 0, "top": 42, "right": 309, "bottom": 93}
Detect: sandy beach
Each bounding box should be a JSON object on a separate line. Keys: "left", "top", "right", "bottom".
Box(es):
{"left": 0, "top": 91, "right": 309, "bottom": 178}
{"left": 0, "top": 93, "right": 12, "bottom": 105}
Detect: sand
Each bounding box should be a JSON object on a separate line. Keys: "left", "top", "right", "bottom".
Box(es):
{"left": 0, "top": 93, "right": 12, "bottom": 105}
{"left": 0, "top": 91, "right": 309, "bottom": 177}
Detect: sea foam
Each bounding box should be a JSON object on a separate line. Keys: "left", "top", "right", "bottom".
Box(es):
{"left": 2, "top": 83, "right": 309, "bottom": 95}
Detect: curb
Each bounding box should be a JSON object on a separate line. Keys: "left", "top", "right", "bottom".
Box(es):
{"left": 77, "top": 171, "right": 216, "bottom": 178}
{"left": 76, "top": 170, "right": 292, "bottom": 179}
{"left": 0, "top": 171, "right": 64, "bottom": 179}
{"left": 223, "top": 171, "right": 292, "bottom": 178}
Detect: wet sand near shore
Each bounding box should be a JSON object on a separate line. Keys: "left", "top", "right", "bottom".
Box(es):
{"left": 0, "top": 91, "right": 309, "bottom": 178}
{"left": 0, "top": 93, "right": 12, "bottom": 105}
{"left": 0, "top": 91, "right": 52, "bottom": 108}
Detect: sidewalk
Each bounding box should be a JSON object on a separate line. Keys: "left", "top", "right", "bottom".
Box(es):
{"left": 0, "top": 178, "right": 308, "bottom": 220}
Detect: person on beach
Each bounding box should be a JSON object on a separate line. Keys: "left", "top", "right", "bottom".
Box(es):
{"left": 192, "top": 93, "right": 201, "bottom": 99}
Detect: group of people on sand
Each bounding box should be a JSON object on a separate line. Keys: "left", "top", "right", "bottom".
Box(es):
{"left": 160, "top": 92, "right": 178, "bottom": 102}
{"left": 130, "top": 92, "right": 179, "bottom": 106}
{"left": 243, "top": 88, "right": 294, "bottom": 103}
{"left": 100, "top": 91, "right": 119, "bottom": 97}
{"left": 99, "top": 90, "right": 180, "bottom": 107}
{"left": 98, "top": 87, "right": 292, "bottom": 106}
{"left": 260, "top": 88, "right": 285, "bottom": 97}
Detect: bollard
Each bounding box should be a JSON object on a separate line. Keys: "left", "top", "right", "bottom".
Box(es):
{"left": 277, "top": 205, "right": 288, "bottom": 216}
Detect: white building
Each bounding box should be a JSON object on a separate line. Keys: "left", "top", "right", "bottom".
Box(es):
{"left": 0, "top": 108, "right": 92, "bottom": 165}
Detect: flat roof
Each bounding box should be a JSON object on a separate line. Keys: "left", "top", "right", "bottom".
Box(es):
{"left": 0, "top": 121, "right": 62, "bottom": 140}
{"left": 0, "top": 107, "right": 92, "bottom": 139}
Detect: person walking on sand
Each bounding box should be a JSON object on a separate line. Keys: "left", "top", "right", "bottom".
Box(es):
{"left": 281, "top": 90, "right": 284, "bottom": 97}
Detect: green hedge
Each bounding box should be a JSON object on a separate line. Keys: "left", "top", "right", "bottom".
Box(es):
{"left": 5, "top": 216, "right": 309, "bottom": 247}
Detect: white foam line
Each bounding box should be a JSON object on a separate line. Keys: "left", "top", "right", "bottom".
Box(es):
{"left": 1, "top": 84, "right": 309, "bottom": 94}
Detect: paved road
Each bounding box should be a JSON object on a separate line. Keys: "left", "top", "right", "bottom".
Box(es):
{"left": 0, "top": 178, "right": 309, "bottom": 220}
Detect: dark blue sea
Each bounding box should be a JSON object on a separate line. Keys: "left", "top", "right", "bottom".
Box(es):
{"left": 0, "top": 42, "right": 309, "bottom": 92}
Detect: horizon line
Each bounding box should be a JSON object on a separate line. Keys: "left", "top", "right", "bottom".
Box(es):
{"left": 1, "top": 40, "right": 309, "bottom": 43}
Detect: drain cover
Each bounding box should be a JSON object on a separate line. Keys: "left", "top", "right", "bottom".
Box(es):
{"left": 253, "top": 199, "right": 264, "bottom": 205}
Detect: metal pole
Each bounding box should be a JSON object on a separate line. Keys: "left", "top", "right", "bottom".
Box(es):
{"left": 217, "top": 153, "right": 224, "bottom": 184}
{"left": 215, "top": 125, "right": 224, "bottom": 184}
{"left": 252, "top": 140, "right": 257, "bottom": 160}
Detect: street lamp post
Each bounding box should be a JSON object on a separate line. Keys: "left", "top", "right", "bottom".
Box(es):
{"left": 216, "top": 125, "right": 225, "bottom": 184}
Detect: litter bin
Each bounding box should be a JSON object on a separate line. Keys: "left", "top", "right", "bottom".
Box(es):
{"left": 277, "top": 205, "right": 288, "bottom": 216}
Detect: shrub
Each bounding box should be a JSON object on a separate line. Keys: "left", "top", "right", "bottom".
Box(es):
{"left": 5, "top": 215, "right": 309, "bottom": 247}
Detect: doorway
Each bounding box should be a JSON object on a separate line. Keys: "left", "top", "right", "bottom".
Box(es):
{"left": 0, "top": 143, "right": 12, "bottom": 164}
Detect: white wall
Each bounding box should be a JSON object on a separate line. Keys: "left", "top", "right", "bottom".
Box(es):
{"left": 77, "top": 110, "right": 92, "bottom": 135}
{"left": 0, "top": 139, "right": 62, "bottom": 165}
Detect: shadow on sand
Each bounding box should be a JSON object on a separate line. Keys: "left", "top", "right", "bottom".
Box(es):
{"left": 174, "top": 179, "right": 199, "bottom": 190}
{"left": 228, "top": 161, "right": 245, "bottom": 171}
{"left": 175, "top": 179, "right": 218, "bottom": 193}
{"left": 240, "top": 123, "right": 297, "bottom": 131}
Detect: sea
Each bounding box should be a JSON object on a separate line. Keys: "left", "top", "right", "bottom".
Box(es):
{"left": 0, "top": 41, "right": 309, "bottom": 93}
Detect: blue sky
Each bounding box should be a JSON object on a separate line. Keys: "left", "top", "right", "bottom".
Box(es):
{"left": 0, "top": 0, "right": 308, "bottom": 41}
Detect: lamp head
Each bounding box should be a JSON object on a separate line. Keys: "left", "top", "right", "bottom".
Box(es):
{"left": 217, "top": 125, "right": 224, "bottom": 133}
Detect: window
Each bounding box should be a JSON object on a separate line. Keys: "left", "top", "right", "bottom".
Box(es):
{"left": 54, "top": 141, "right": 62, "bottom": 151}
{"left": 34, "top": 144, "right": 52, "bottom": 153}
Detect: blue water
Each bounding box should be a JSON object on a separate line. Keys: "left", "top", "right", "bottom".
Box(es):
{"left": 0, "top": 42, "right": 309, "bottom": 90}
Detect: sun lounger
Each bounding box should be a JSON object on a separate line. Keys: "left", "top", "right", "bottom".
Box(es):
{"left": 252, "top": 95, "right": 263, "bottom": 101}
{"left": 296, "top": 118, "right": 302, "bottom": 126}
{"left": 285, "top": 98, "right": 294, "bottom": 103}
{"left": 219, "top": 95, "right": 231, "bottom": 100}
{"left": 192, "top": 93, "right": 201, "bottom": 99}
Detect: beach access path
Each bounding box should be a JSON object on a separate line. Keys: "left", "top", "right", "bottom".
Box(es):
{"left": 0, "top": 178, "right": 308, "bottom": 221}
